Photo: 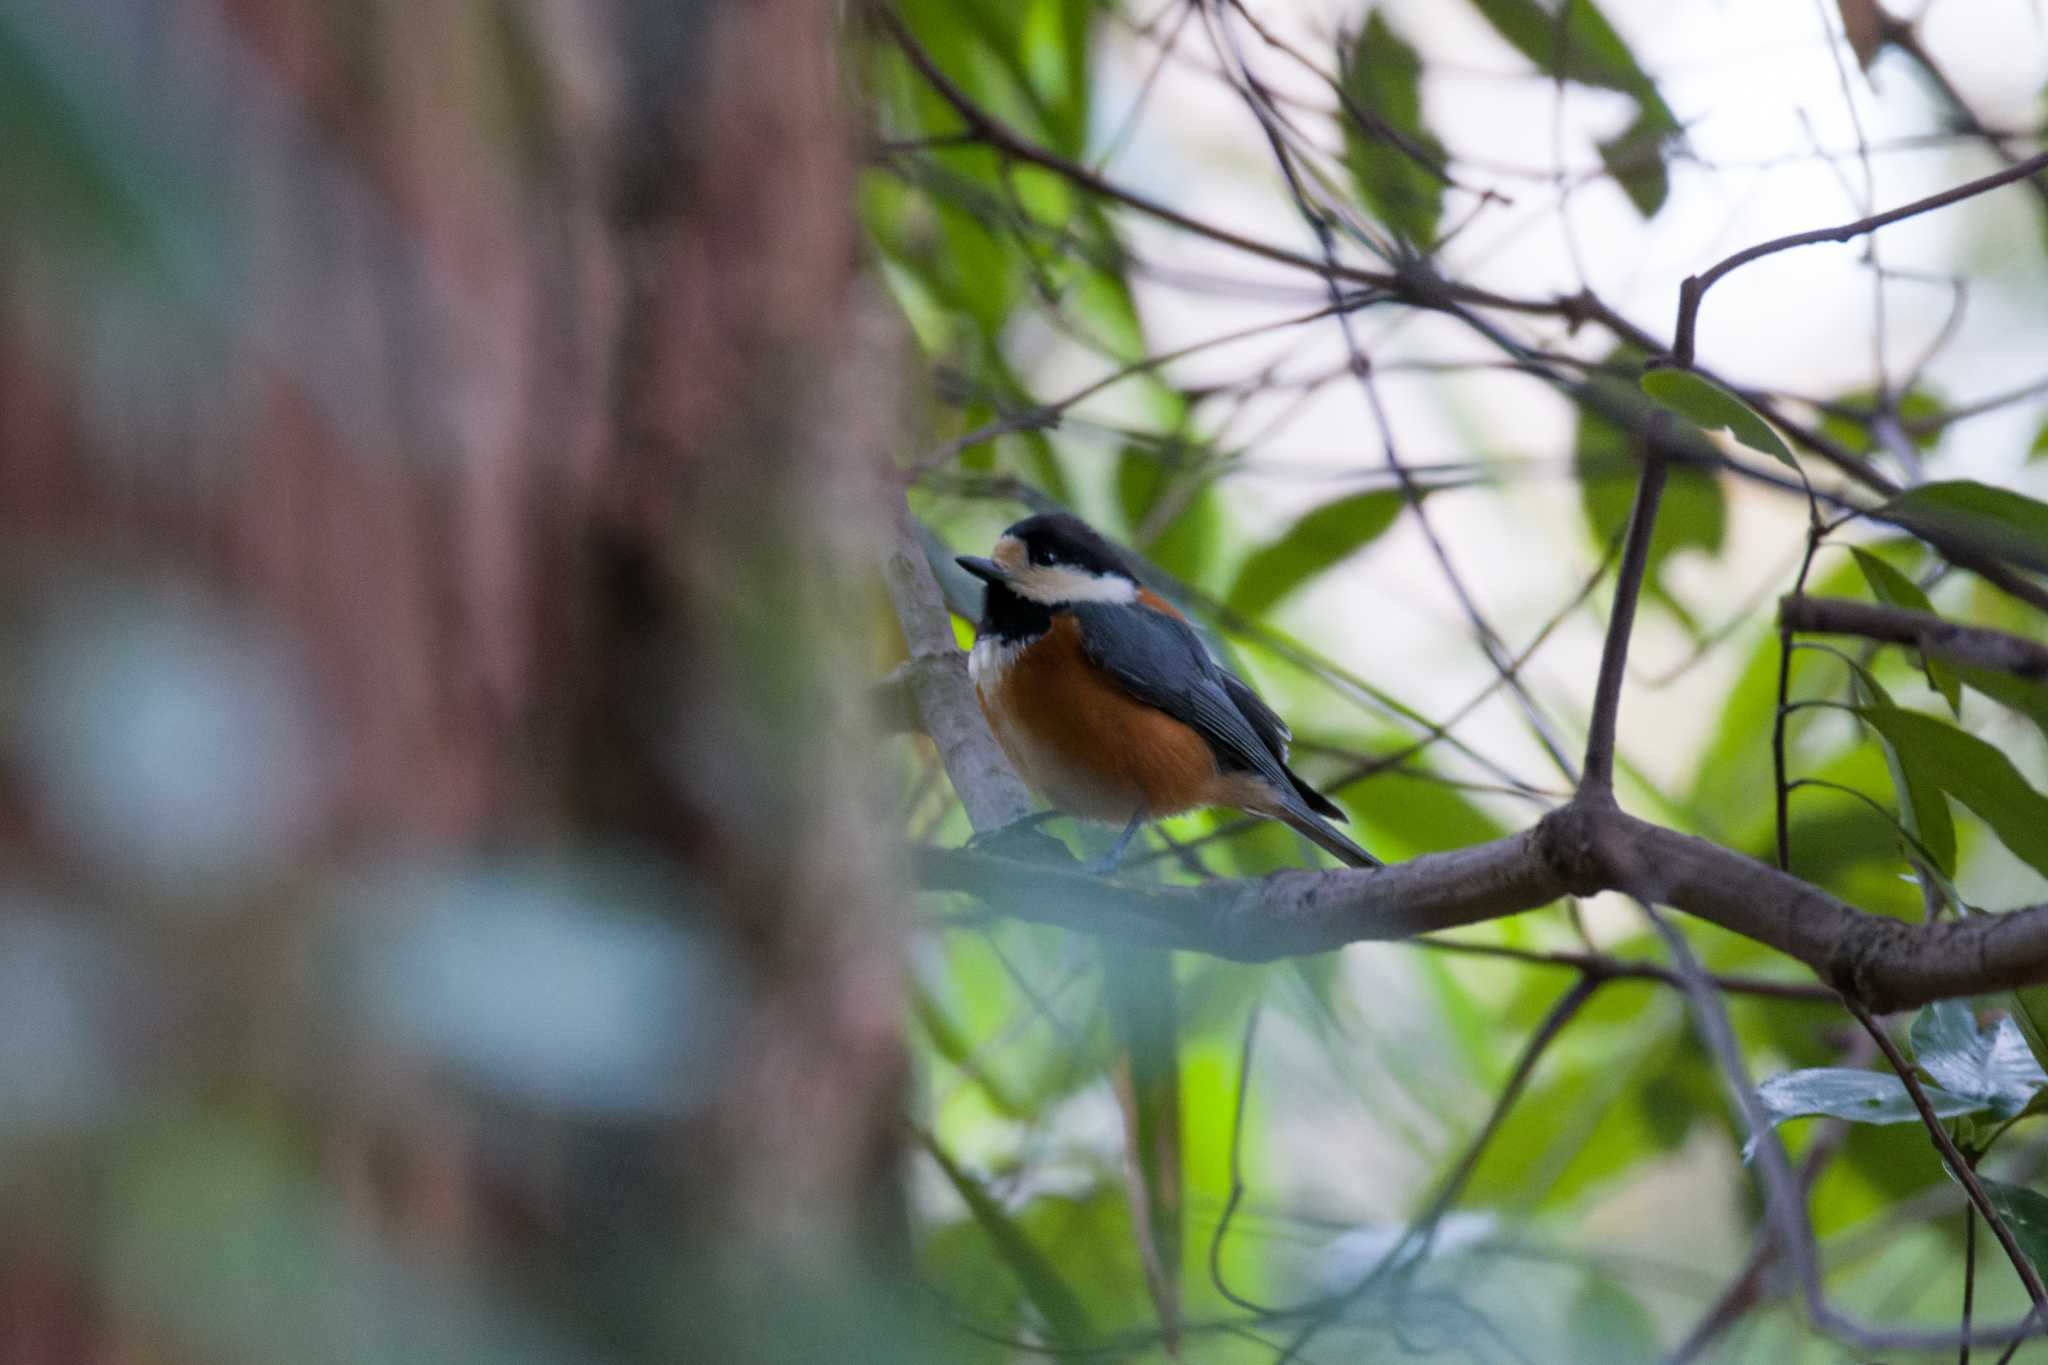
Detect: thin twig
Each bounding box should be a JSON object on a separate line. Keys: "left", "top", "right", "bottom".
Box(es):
{"left": 1781, "top": 595, "right": 2048, "bottom": 682}
{"left": 1673, "top": 149, "right": 2048, "bottom": 364}
{"left": 1581, "top": 411, "right": 1672, "bottom": 797}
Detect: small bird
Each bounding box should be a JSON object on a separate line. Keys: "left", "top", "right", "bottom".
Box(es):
{"left": 957, "top": 513, "right": 1379, "bottom": 871}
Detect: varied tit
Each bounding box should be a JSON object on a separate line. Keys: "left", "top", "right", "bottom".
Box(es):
{"left": 957, "top": 513, "right": 1380, "bottom": 871}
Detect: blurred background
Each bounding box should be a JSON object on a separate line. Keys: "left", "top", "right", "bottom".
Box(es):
{"left": 5, "top": 0, "right": 2048, "bottom": 1360}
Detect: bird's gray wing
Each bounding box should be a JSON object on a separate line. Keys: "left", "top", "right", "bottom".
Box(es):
{"left": 1068, "top": 601, "right": 1292, "bottom": 792}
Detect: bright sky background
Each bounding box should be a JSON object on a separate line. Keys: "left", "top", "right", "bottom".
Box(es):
{"left": 1026, "top": 1, "right": 2048, "bottom": 890}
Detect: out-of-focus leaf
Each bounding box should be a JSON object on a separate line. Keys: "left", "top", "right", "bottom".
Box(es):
{"left": 1144, "top": 480, "right": 1227, "bottom": 591}
{"left": 1337, "top": 14, "right": 1445, "bottom": 246}
{"left": 1691, "top": 554, "right": 1869, "bottom": 827}
{"left": 1881, "top": 480, "right": 2048, "bottom": 576}
{"left": 1225, "top": 491, "right": 1405, "bottom": 619}
{"left": 916, "top": 1129, "right": 1095, "bottom": 1346}
{"left": 1462, "top": 0, "right": 1677, "bottom": 218}
{"left": 1595, "top": 108, "right": 1672, "bottom": 218}
{"left": 1101, "top": 943, "right": 1181, "bottom": 1348}
{"left": 910, "top": 978, "right": 1029, "bottom": 1118}
{"left": 1981, "top": 1178, "right": 2048, "bottom": 1276}
{"left": 1850, "top": 546, "right": 1961, "bottom": 714}
{"left": 1462, "top": 0, "right": 1669, "bottom": 106}
{"left": 1641, "top": 369, "right": 1797, "bottom": 469}
{"left": 2029, "top": 419, "right": 2048, "bottom": 462}
{"left": 1755, "top": 1066, "right": 1983, "bottom": 1129}
{"left": 1566, "top": 1277, "right": 1663, "bottom": 1362}
{"left": 1910, "top": 1000, "right": 2048, "bottom": 1120}
{"left": 1857, "top": 705, "right": 2048, "bottom": 879}
{"left": 1818, "top": 386, "right": 1948, "bottom": 455}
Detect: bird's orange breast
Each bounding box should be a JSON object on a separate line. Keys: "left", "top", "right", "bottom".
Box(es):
{"left": 975, "top": 613, "right": 1227, "bottom": 821}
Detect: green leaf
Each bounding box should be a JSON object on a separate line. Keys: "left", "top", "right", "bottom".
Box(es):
{"left": 1857, "top": 705, "right": 2048, "bottom": 880}
{"left": 1462, "top": 0, "right": 1677, "bottom": 221}
{"left": 1910, "top": 1000, "right": 2048, "bottom": 1119}
{"left": 915, "top": 1129, "right": 1095, "bottom": 1346}
{"left": 1953, "top": 662, "right": 2048, "bottom": 743}
{"left": 2030, "top": 419, "right": 2048, "bottom": 462}
{"left": 1981, "top": 1178, "right": 2048, "bottom": 1277}
{"left": 1846, "top": 661, "right": 1957, "bottom": 878}
{"left": 1881, "top": 480, "right": 2048, "bottom": 576}
{"left": 1641, "top": 369, "right": 1797, "bottom": 470}
{"left": 1462, "top": 0, "right": 1670, "bottom": 108}
{"left": 2012, "top": 987, "right": 2048, "bottom": 1085}
{"left": 1226, "top": 490, "right": 1405, "bottom": 619}
{"left": 1849, "top": 546, "right": 1961, "bottom": 715}
{"left": 1595, "top": 108, "right": 1673, "bottom": 219}
{"left": 1100, "top": 943, "right": 1181, "bottom": 1345}
{"left": 1337, "top": 14, "right": 1446, "bottom": 246}
{"left": 1565, "top": 1278, "right": 1663, "bottom": 1361}
{"left": 1755, "top": 1066, "right": 1985, "bottom": 1128}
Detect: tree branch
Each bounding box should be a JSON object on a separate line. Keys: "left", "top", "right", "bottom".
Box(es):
{"left": 1580, "top": 413, "right": 1671, "bottom": 797}
{"left": 918, "top": 802, "right": 2048, "bottom": 1013}
{"left": 1781, "top": 595, "right": 2048, "bottom": 682}
{"left": 881, "top": 498, "right": 1035, "bottom": 832}
{"left": 1673, "top": 150, "right": 2048, "bottom": 364}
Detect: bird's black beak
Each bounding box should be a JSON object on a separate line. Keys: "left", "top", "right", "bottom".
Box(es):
{"left": 955, "top": 555, "right": 1007, "bottom": 585}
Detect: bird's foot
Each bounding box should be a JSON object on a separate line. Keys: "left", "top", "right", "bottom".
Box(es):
{"left": 966, "top": 812, "right": 1072, "bottom": 864}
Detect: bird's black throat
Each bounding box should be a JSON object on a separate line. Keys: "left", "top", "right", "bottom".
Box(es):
{"left": 978, "top": 581, "right": 1053, "bottom": 643}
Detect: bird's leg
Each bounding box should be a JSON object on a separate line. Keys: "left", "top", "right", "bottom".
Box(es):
{"left": 1084, "top": 808, "right": 1147, "bottom": 877}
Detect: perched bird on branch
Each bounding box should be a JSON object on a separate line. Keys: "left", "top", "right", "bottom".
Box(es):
{"left": 958, "top": 512, "right": 1379, "bottom": 871}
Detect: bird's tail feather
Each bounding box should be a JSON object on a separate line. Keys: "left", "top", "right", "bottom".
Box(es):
{"left": 1277, "top": 802, "right": 1381, "bottom": 868}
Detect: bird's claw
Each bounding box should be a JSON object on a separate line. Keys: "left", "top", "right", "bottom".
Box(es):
{"left": 965, "top": 813, "right": 1072, "bottom": 865}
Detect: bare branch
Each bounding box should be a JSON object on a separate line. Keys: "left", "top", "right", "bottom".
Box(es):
{"left": 1781, "top": 595, "right": 2048, "bottom": 682}
{"left": 1580, "top": 415, "right": 1671, "bottom": 797}
{"left": 918, "top": 802, "right": 2048, "bottom": 1013}
{"left": 881, "top": 498, "right": 1035, "bottom": 832}
{"left": 1673, "top": 149, "right": 2048, "bottom": 364}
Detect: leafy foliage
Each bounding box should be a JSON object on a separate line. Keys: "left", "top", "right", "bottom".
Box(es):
{"left": 1337, "top": 14, "right": 1447, "bottom": 247}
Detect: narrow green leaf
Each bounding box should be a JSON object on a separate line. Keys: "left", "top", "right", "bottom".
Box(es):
{"left": 1911, "top": 1001, "right": 2048, "bottom": 1119}
{"left": 915, "top": 1128, "right": 1096, "bottom": 1345}
{"left": 1953, "top": 663, "right": 2048, "bottom": 742}
{"left": 1881, "top": 480, "right": 2048, "bottom": 575}
{"left": 1847, "top": 661, "right": 1957, "bottom": 877}
{"left": 1226, "top": 490, "right": 1405, "bottom": 619}
{"left": 1101, "top": 944, "right": 1180, "bottom": 1346}
{"left": 1980, "top": 1178, "right": 2048, "bottom": 1277}
{"left": 1755, "top": 1066, "right": 1984, "bottom": 1128}
{"left": 1641, "top": 369, "right": 1797, "bottom": 469}
{"left": 2030, "top": 419, "right": 2048, "bottom": 462}
{"left": 1849, "top": 547, "right": 1961, "bottom": 714}
{"left": 1337, "top": 14, "right": 1445, "bottom": 246}
{"left": 1857, "top": 705, "right": 2048, "bottom": 880}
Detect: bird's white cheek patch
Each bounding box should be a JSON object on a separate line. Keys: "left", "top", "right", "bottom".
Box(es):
{"left": 1008, "top": 566, "right": 1138, "bottom": 605}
